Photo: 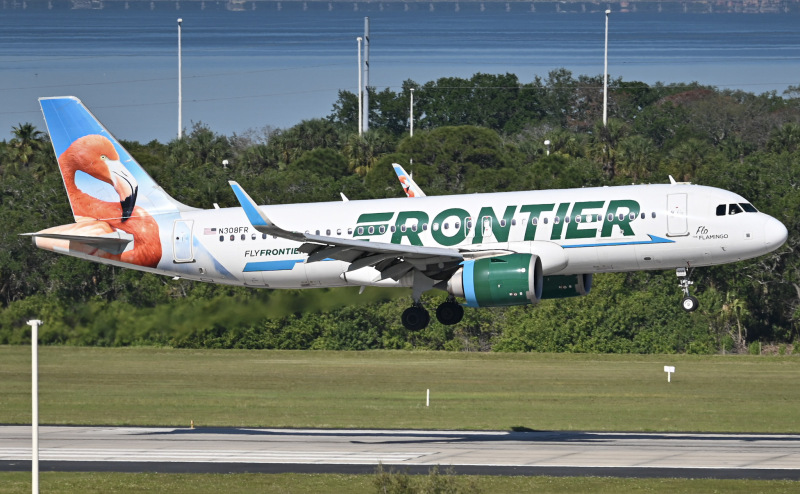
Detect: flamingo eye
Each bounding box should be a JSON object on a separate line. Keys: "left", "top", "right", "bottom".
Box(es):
{"left": 100, "top": 155, "right": 108, "bottom": 160}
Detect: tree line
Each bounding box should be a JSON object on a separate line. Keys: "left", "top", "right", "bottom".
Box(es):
{"left": 1, "top": 70, "right": 799, "bottom": 353}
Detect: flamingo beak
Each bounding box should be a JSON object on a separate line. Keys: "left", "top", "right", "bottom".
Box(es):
{"left": 106, "top": 160, "right": 139, "bottom": 222}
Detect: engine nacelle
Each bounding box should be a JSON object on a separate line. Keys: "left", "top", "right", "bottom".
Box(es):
{"left": 447, "top": 254, "right": 543, "bottom": 307}
{"left": 541, "top": 274, "right": 593, "bottom": 299}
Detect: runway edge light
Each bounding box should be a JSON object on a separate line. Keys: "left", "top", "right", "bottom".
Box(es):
{"left": 664, "top": 366, "right": 676, "bottom": 383}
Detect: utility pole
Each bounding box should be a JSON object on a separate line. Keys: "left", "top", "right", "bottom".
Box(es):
{"left": 603, "top": 9, "right": 610, "bottom": 127}
{"left": 357, "top": 37, "right": 362, "bottom": 136}
{"left": 409, "top": 88, "right": 414, "bottom": 137}
{"left": 178, "top": 18, "right": 183, "bottom": 139}
{"left": 363, "top": 17, "right": 370, "bottom": 133}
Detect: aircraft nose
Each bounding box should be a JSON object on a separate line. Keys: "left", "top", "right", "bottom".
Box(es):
{"left": 763, "top": 216, "right": 788, "bottom": 252}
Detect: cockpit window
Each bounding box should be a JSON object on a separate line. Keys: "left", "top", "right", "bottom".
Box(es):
{"left": 729, "top": 204, "right": 744, "bottom": 215}
{"left": 718, "top": 203, "right": 757, "bottom": 216}
{"left": 740, "top": 203, "right": 758, "bottom": 213}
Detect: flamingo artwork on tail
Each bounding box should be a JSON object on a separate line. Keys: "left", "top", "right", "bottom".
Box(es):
{"left": 36, "top": 135, "right": 162, "bottom": 267}
{"left": 28, "top": 97, "right": 185, "bottom": 270}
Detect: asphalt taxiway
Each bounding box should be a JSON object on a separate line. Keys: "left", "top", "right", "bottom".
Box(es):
{"left": 1, "top": 426, "right": 799, "bottom": 479}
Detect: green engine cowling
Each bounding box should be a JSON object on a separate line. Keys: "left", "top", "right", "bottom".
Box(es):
{"left": 541, "top": 274, "right": 593, "bottom": 299}
{"left": 447, "top": 254, "right": 543, "bottom": 307}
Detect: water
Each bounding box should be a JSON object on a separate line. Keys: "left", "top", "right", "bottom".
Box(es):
{"left": 1, "top": 4, "right": 798, "bottom": 143}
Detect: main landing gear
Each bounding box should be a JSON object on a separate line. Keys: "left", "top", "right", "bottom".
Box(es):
{"left": 401, "top": 298, "right": 465, "bottom": 331}
{"left": 677, "top": 267, "right": 699, "bottom": 312}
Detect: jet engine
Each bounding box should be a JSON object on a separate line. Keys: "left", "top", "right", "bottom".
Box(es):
{"left": 541, "top": 274, "right": 593, "bottom": 299}
{"left": 447, "top": 254, "right": 543, "bottom": 307}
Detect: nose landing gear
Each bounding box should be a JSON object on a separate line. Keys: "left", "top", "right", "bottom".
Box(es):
{"left": 677, "top": 267, "right": 698, "bottom": 312}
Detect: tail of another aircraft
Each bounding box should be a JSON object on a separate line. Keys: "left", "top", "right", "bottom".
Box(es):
{"left": 392, "top": 163, "right": 426, "bottom": 198}
{"left": 39, "top": 96, "right": 187, "bottom": 222}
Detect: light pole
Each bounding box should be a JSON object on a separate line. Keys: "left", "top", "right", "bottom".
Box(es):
{"left": 603, "top": 9, "right": 610, "bottom": 127}
{"left": 178, "top": 18, "right": 183, "bottom": 139}
{"left": 357, "top": 36, "right": 362, "bottom": 136}
{"left": 409, "top": 88, "right": 414, "bottom": 137}
{"left": 28, "top": 319, "right": 42, "bottom": 494}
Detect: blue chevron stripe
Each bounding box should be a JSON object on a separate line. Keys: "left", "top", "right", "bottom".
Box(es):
{"left": 562, "top": 234, "right": 675, "bottom": 249}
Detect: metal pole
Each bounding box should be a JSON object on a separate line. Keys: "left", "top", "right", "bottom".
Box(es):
{"left": 603, "top": 9, "right": 610, "bottom": 127}
{"left": 409, "top": 88, "right": 414, "bottom": 137}
{"left": 357, "top": 37, "right": 362, "bottom": 136}
{"left": 178, "top": 18, "right": 183, "bottom": 139}
{"left": 363, "top": 17, "right": 370, "bottom": 133}
{"left": 27, "top": 319, "right": 42, "bottom": 494}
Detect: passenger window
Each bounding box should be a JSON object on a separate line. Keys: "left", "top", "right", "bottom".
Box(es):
{"left": 315, "top": 230, "right": 320, "bottom": 235}
{"left": 444, "top": 222, "right": 449, "bottom": 230}
{"left": 262, "top": 233, "right": 267, "bottom": 239}
{"left": 337, "top": 229, "right": 341, "bottom": 235}
{"left": 455, "top": 222, "right": 460, "bottom": 229}
{"left": 575, "top": 215, "right": 582, "bottom": 223}
{"left": 500, "top": 219, "right": 507, "bottom": 227}
{"left": 348, "top": 228, "right": 353, "bottom": 235}
{"left": 618, "top": 213, "right": 624, "bottom": 221}
{"left": 640, "top": 212, "right": 645, "bottom": 220}
{"left": 390, "top": 226, "right": 396, "bottom": 233}
{"left": 422, "top": 223, "right": 428, "bottom": 231}
{"left": 379, "top": 225, "right": 386, "bottom": 234}
{"left": 554, "top": 217, "right": 560, "bottom": 225}
{"left": 326, "top": 229, "right": 331, "bottom": 236}
{"left": 511, "top": 219, "right": 517, "bottom": 226}
{"left": 368, "top": 226, "right": 374, "bottom": 234}
{"left": 230, "top": 235, "right": 235, "bottom": 241}
{"left": 241, "top": 234, "right": 246, "bottom": 241}
{"left": 433, "top": 223, "right": 440, "bottom": 231}
{"left": 716, "top": 204, "right": 726, "bottom": 216}
{"left": 219, "top": 235, "right": 224, "bottom": 242}
{"left": 532, "top": 217, "right": 538, "bottom": 225}
{"left": 629, "top": 213, "right": 635, "bottom": 221}
{"left": 651, "top": 212, "right": 656, "bottom": 219}
{"left": 411, "top": 224, "right": 418, "bottom": 232}
{"left": 401, "top": 225, "right": 407, "bottom": 232}
{"left": 252, "top": 233, "right": 256, "bottom": 240}
{"left": 543, "top": 217, "right": 548, "bottom": 224}
{"left": 607, "top": 213, "right": 613, "bottom": 222}
{"left": 729, "top": 204, "right": 743, "bottom": 215}
{"left": 357, "top": 227, "right": 363, "bottom": 235}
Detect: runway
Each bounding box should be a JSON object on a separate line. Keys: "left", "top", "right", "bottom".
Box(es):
{"left": 2, "top": 426, "right": 800, "bottom": 479}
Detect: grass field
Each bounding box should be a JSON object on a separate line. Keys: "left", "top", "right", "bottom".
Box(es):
{"left": 1, "top": 346, "right": 799, "bottom": 432}
{"left": 0, "top": 472, "right": 798, "bottom": 494}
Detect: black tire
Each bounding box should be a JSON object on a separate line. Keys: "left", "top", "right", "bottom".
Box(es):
{"left": 681, "top": 296, "right": 699, "bottom": 312}
{"left": 436, "top": 301, "right": 464, "bottom": 325}
{"left": 402, "top": 306, "right": 430, "bottom": 331}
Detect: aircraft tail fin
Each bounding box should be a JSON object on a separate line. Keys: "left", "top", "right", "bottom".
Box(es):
{"left": 392, "top": 163, "right": 426, "bottom": 198}
{"left": 39, "top": 96, "right": 189, "bottom": 222}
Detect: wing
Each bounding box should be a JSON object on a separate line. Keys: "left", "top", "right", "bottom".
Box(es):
{"left": 229, "top": 182, "right": 463, "bottom": 283}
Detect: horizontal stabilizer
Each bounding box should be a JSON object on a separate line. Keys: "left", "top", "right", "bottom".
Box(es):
{"left": 22, "top": 228, "right": 133, "bottom": 255}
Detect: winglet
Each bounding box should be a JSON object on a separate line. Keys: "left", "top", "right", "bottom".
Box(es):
{"left": 228, "top": 181, "right": 304, "bottom": 241}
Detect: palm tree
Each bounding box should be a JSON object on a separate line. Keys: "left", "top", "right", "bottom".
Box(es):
{"left": 8, "top": 123, "right": 45, "bottom": 172}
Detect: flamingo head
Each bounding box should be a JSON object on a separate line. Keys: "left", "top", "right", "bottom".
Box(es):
{"left": 60, "top": 135, "right": 139, "bottom": 221}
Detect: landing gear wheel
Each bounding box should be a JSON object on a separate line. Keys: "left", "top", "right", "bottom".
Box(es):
{"left": 681, "top": 296, "right": 699, "bottom": 312}
{"left": 436, "top": 301, "right": 464, "bottom": 325}
{"left": 402, "top": 305, "right": 430, "bottom": 331}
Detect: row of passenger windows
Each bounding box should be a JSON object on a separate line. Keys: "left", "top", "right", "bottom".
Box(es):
{"left": 716, "top": 203, "right": 758, "bottom": 216}
{"left": 220, "top": 233, "right": 269, "bottom": 242}
{"left": 217, "top": 211, "right": 663, "bottom": 242}
{"left": 347, "top": 212, "right": 659, "bottom": 237}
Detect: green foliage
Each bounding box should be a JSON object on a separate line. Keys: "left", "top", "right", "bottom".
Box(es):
{"left": 2, "top": 70, "right": 800, "bottom": 352}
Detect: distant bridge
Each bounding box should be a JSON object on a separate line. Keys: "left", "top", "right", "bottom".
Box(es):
{"left": 4, "top": 0, "right": 796, "bottom": 14}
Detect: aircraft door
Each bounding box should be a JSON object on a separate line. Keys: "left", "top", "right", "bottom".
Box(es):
{"left": 667, "top": 193, "right": 689, "bottom": 237}
{"left": 481, "top": 216, "right": 494, "bottom": 241}
{"left": 172, "top": 220, "right": 195, "bottom": 263}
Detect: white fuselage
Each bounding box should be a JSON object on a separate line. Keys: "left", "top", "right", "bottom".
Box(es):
{"left": 104, "top": 182, "right": 784, "bottom": 290}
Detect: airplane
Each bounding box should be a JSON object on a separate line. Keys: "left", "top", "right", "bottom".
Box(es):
{"left": 25, "top": 96, "right": 788, "bottom": 330}
{"left": 393, "top": 163, "right": 426, "bottom": 198}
